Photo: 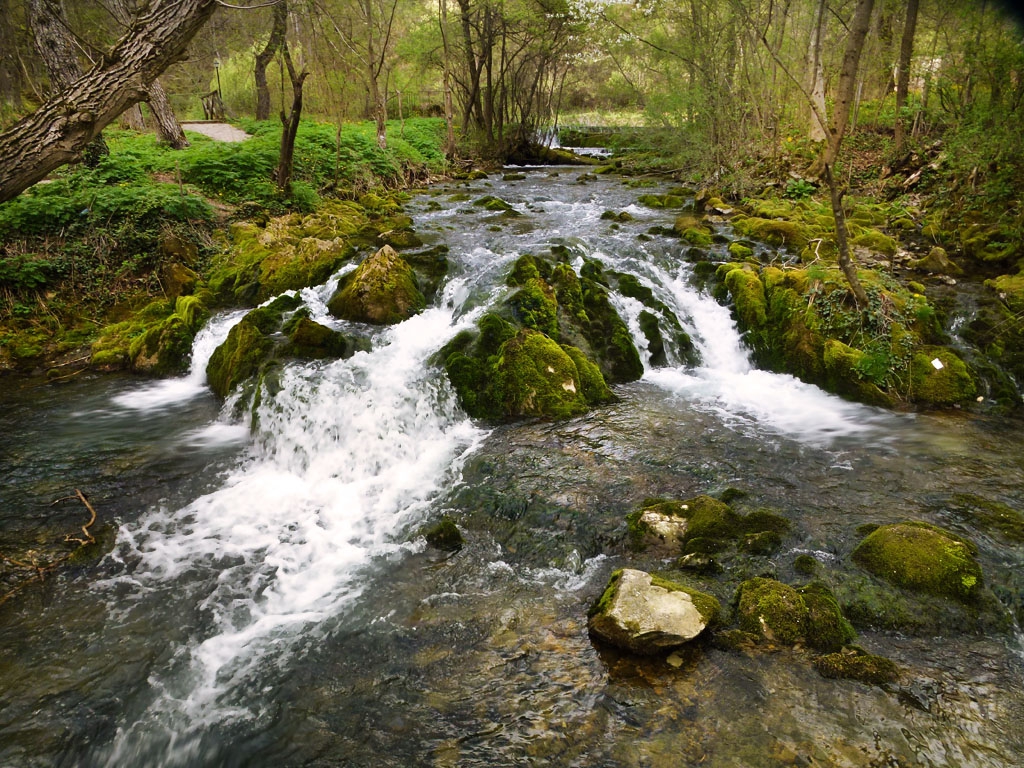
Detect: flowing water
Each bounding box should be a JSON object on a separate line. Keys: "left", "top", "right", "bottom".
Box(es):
{"left": 1, "top": 170, "right": 1023, "bottom": 767}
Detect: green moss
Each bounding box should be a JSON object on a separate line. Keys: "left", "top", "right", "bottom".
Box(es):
{"left": 327, "top": 245, "right": 425, "bottom": 325}
{"left": 507, "top": 254, "right": 543, "bottom": 287}
{"left": 286, "top": 317, "right": 368, "bottom": 360}
{"left": 799, "top": 581, "right": 857, "bottom": 652}
{"left": 723, "top": 267, "right": 767, "bottom": 329}
{"left": 736, "top": 578, "right": 809, "bottom": 645}
{"left": 852, "top": 522, "right": 983, "bottom": 603}
{"left": 794, "top": 554, "right": 818, "bottom": 575}
{"left": 950, "top": 493, "right": 1024, "bottom": 543}
{"left": 588, "top": 569, "right": 624, "bottom": 618}
{"left": 423, "top": 516, "right": 464, "bottom": 551}
{"left": 473, "top": 195, "right": 519, "bottom": 215}
{"left": 851, "top": 230, "right": 898, "bottom": 257}
{"left": 986, "top": 273, "right": 1024, "bottom": 314}
{"left": 206, "top": 315, "right": 274, "bottom": 398}
{"left": 561, "top": 345, "right": 616, "bottom": 405}
{"left": 490, "top": 329, "right": 589, "bottom": 418}
{"left": 909, "top": 348, "right": 976, "bottom": 406}
{"left": 727, "top": 241, "right": 754, "bottom": 259}
{"left": 507, "top": 277, "right": 559, "bottom": 337}
{"left": 814, "top": 650, "right": 900, "bottom": 686}
{"left": 733, "top": 217, "right": 810, "bottom": 249}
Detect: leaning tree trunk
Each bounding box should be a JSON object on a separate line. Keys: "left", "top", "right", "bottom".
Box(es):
{"left": 108, "top": 0, "right": 189, "bottom": 148}
{"left": 255, "top": 0, "right": 287, "bottom": 120}
{"left": 27, "top": 0, "right": 109, "bottom": 165}
{"left": 274, "top": 41, "right": 308, "bottom": 196}
{"left": 0, "top": 0, "right": 219, "bottom": 204}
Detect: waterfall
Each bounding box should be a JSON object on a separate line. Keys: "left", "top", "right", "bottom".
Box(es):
{"left": 98, "top": 281, "right": 487, "bottom": 767}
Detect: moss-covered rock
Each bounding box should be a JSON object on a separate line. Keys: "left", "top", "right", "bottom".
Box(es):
{"left": 736, "top": 578, "right": 809, "bottom": 645}
{"left": 588, "top": 568, "right": 720, "bottom": 655}
{"left": 508, "top": 277, "right": 559, "bottom": 337}
{"left": 735, "top": 577, "right": 855, "bottom": 651}
{"left": 490, "top": 329, "right": 590, "bottom": 418}
{"left": 327, "top": 245, "right": 425, "bottom": 325}
{"left": 285, "top": 316, "right": 370, "bottom": 360}
{"left": 909, "top": 347, "right": 977, "bottom": 406}
{"left": 851, "top": 522, "right": 983, "bottom": 603}
{"left": 206, "top": 314, "right": 274, "bottom": 398}
{"left": 908, "top": 246, "right": 963, "bottom": 276}
{"left": 813, "top": 649, "right": 900, "bottom": 686}
{"left": 423, "top": 516, "right": 464, "bottom": 551}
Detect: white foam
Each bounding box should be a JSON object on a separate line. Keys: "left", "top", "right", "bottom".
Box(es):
{"left": 102, "top": 296, "right": 487, "bottom": 765}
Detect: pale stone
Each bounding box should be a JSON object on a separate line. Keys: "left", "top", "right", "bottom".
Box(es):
{"left": 588, "top": 568, "right": 713, "bottom": 654}
{"left": 638, "top": 509, "right": 688, "bottom": 544}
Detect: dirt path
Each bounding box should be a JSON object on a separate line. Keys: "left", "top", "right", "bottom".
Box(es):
{"left": 180, "top": 122, "right": 250, "bottom": 142}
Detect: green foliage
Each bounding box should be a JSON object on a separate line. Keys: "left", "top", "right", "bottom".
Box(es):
{"left": 784, "top": 178, "right": 816, "bottom": 200}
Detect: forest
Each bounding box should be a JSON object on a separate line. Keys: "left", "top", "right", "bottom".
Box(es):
{"left": 0, "top": 0, "right": 1022, "bottom": 406}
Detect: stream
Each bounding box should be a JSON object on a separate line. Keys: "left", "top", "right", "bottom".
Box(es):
{"left": 1, "top": 169, "right": 1023, "bottom": 767}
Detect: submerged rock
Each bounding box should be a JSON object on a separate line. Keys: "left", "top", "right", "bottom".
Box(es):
{"left": 327, "top": 245, "right": 425, "bottom": 325}
{"left": 588, "top": 569, "right": 720, "bottom": 655}
{"left": 814, "top": 649, "right": 900, "bottom": 686}
{"left": 851, "top": 522, "right": 983, "bottom": 603}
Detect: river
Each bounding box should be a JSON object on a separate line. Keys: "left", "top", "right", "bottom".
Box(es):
{"left": 1, "top": 169, "right": 1022, "bottom": 767}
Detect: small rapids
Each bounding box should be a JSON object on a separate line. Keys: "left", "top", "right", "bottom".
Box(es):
{"left": 1, "top": 168, "right": 1022, "bottom": 768}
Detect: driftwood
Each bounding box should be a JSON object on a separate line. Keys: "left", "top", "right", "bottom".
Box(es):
{"left": 0, "top": 489, "right": 101, "bottom": 608}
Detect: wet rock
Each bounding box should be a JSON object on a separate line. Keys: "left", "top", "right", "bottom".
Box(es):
{"left": 327, "top": 245, "right": 426, "bottom": 325}
{"left": 735, "top": 578, "right": 855, "bottom": 652}
{"left": 814, "top": 648, "right": 900, "bottom": 686}
{"left": 423, "top": 516, "right": 464, "bottom": 552}
{"left": 588, "top": 568, "right": 720, "bottom": 655}
{"left": 851, "top": 522, "right": 983, "bottom": 603}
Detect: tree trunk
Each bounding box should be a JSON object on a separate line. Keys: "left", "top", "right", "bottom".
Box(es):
{"left": 108, "top": 0, "right": 189, "bottom": 148}
{"left": 439, "top": 0, "right": 456, "bottom": 158}
{"left": 255, "top": 0, "right": 287, "bottom": 121}
{"left": 147, "top": 79, "right": 189, "bottom": 148}
{"left": 0, "top": 0, "right": 24, "bottom": 113}
{"left": 27, "top": 0, "right": 109, "bottom": 165}
{"left": 806, "top": 0, "right": 828, "bottom": 142}
{"left": 0, "top": 0, "right": 219, "bottom": 204}
{"left": 274, "top": 41, "right": 308, "bottom": 196}
{"left": 893, "top": 0, "right": 919, "bottom": 153}
{"left": 822, "top": 0, "right": 875, "bottom": 309}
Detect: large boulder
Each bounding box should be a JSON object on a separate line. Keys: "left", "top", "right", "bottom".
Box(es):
{"left": 588, "top": 568, "right": 720, "bottom": 655}
{"left": 327, "top": 245, "right": 425, "bottom": 325}
{"left": 851, "top": 522, "right": 983, "bottom": 603}
{"left": 735, "top": 577, "right": 855, "bottom": 652}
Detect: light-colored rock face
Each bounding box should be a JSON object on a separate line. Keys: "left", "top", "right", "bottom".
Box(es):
{"left": 589, "top": 569, "right": 709, "bottom": 654}
{"left": 638, "top": 509, "right": 688, "bottom": 543}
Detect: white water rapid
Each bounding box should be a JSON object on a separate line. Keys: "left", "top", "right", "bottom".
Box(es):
{"left": 98, "top": 278, "right": 487, "bottom": 766}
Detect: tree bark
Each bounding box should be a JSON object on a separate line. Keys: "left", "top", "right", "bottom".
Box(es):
{"left": 439, "top": 0, "right": 457, "bottom": 158}
{"left": 274, "top": 40, "right": 308, "bottom": 196}
{"left": 0, "top": 0, "right": 218, "bottom": 204}
{"left": 805, "top": 0, "right": 828, "bottom": 142}
{"left": 893, "top": 0, "right": 919, "bottom": 153}
{"left": 27, "top": 0, "right": 109, "bottom": 165}
{"left": 0, "top": 0, "right": 24, "bottom": 113}
{"left": 255, "top": 0, "right": 288, "bottom": 121}
{"left": 824, "top": 0, "right": 875, "bottom": 167}
{"left": 108, "top": 0, "right": 189, "bottom": 148}
{"left": 822, "top": 0, "right": 875, "bottom": 309}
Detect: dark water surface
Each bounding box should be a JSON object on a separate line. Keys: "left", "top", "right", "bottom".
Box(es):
{"left": 1, "top": 170, "right": 1022, "bottom": 767}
